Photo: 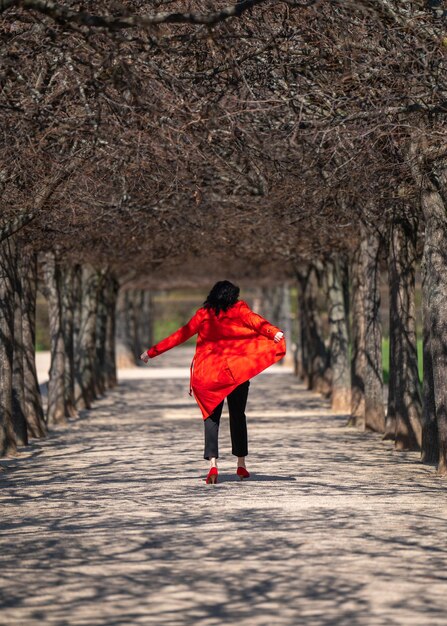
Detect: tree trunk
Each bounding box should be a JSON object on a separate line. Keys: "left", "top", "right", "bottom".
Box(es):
{"left": 42, "top": 252, "right": 66, "bottom": 424}
{"left": 260, "top": 285, "right": 281, "bottom": 324}
{"left": 21, "top": 250, "right": 46, "bottom": 438}
{"left": 75, "top": 265, "right": 99, "bottom": 409}
{"left": 95, "top": 270, "right": 109, "bottom": 397}
{"left": 279, "top": 284, "right": 292, "bottom": 365}
{"left": 387, "top": 219, "right": 422, "bottom": 450}
{"left": 11, "top": 245, "right": 28, "bottom": 446}
{"left": 420, "top": 176, "right": 447, "bottom": 474}
{"left": 0, "top": 238, "right": 17, "bottom": 456}
{"left": 421, "top": 270, "right": 438, "bottom": 464}
{"left": 104, "top": 273, "right": 119, "bottom": 389}
{"left": 296, "top": 281, "right": 309, "bottom": 383}
{"left": 327, "top": 255, "right": 351, "bottom": 412}
{"left": 362, "top": 227, "right": 385, "bottom": 433}
{"left": 60, "top": 265, "right": 77, "bottom": 417}
{"left": 73, "top": 264, "right": 83, "bottom": 408}
{"left": 115, "top": 288, "right": 138, "bottom": 368}
{"left": 259, "top": 284, "right": 292, "bottom": 364}
{"left": 260, "top": 284, "right": 292, "bottom": 336}
{"left": 293, "top": 291, "right": 304, "bottom": 379}
{"left": 385, "top": 272, "right": 397, "bottom": 440}
{"left": 349, "top": 245, "right": 366, "bottom": 427}
{"left": 139, "top": 289, "right": 154, "bottom": 349}
{"left": 297, "top": 264, "right": 330, "bottom": 394}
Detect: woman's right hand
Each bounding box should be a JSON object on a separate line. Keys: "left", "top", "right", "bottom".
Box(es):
{"left": 140, "top": 351, "right": 150, "bottom": 363}
{"left": 274, "top": 331, "right": 284, "bottom": 343}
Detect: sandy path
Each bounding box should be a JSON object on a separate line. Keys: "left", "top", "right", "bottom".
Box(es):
{"left": 1, "top": 349, "right": 446, "bottom": 625}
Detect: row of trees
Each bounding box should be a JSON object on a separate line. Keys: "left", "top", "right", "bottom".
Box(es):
{"left": 292, "top": 237, "right": 428, "bottom": 454}
{"left": 0, "top": 243, "right": 120, "bottom": 455}
{"left": 255, "top": 221, "right": 432, "bottom": 461}
{"left": 0, "top": 0, "right": 446, "bottom": 470}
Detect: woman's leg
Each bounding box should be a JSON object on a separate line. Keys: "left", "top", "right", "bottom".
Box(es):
{"left": 227, "top": 381, "right": 250, "bottom": 464}
{"left": 204, "top": 400, "right": 224, "bottom": 464}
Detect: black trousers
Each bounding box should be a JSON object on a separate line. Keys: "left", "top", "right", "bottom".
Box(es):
{"left": 204, "top": 381, "right": 250, "bottom": 460}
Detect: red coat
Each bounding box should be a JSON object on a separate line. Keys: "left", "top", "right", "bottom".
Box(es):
{"left": 147, "top": 300, "right": 286, "bottom": 418}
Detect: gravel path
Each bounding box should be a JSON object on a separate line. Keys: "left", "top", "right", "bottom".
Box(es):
{"left": 1, "top": 348, "right": 446, "bottom": 626}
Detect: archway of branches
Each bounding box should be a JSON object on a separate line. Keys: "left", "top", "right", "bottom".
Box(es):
{"left": 1, "top": 0, "right": 446, "bottom": 472}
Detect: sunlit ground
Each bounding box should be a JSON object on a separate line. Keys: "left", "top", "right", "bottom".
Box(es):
{"left": 0, "top": 348, "right": 445, "bottom": 625}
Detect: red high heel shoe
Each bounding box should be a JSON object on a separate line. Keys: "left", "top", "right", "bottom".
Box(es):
{"left": 206, "top": 467, "right": 218, "bottom": 484}
{"left": 237, "top": 467, "right": 250, "bottom": 480}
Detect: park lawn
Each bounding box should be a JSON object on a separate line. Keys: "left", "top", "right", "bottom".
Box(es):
{"left": 382, "top": 338, "right": 423, "bottom": 385}
{"left": 154, "top": 317, "right": 197, "bottom": 345}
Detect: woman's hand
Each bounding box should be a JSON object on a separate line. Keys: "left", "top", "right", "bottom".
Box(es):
{"left": 274, "top": 331, "right": 284, "bottom": 343}
{"left": 140, "top": 351, "right": 150, "bottom": 363}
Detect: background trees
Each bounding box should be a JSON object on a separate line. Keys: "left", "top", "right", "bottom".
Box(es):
{"left": 1, "top": 0, "right": 447, "bottom": 470}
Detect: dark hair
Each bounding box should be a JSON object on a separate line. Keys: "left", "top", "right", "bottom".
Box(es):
{"left": 203, "top": 280, "right": 240, "bottom": 315}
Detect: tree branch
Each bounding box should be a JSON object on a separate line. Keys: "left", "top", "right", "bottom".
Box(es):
{"left": 0, "top": 211, "right": 39, "bottom": 244}
{"left": 297, "top": 101, "right": 447, "bottom": 129}
{"left": 0, "top": 152, "right": 87, "bottom": 243}
{"left": 2, "top": 0, "right": 272, "bottom": 27}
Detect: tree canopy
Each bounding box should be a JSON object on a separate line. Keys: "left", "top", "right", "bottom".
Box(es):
{"left": 2, "top": 0, "right": 446, "bottom": 282}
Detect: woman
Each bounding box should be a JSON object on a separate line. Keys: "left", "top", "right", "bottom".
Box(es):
{"left": 140, "top": 281, "right": 286, "bottom": 484}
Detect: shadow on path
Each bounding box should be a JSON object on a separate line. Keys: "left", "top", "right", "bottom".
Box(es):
{"left": 1, "top": 351, "right": 447, "bottom": 625}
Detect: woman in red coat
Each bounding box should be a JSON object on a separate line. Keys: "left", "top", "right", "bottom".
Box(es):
{"left": 140, "top": 281, "right": 286, "bottom": 484}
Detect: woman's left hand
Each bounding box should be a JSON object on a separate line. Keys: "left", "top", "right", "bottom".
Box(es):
{"left": 274, "top": 331, "right": 284, "bottom": 343}
{"left": 140, "top": 351, "right": 150, "bottom": 363}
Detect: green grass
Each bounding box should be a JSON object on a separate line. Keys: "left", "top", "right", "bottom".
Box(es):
{"left": 153, "top": 318, "right": 197, "bottom": 345}
{"left": 382, "top": 338, "right": 423, "bottom": 385}
{"left": 36, "top": 317, "right": 196, "bottom": 352}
